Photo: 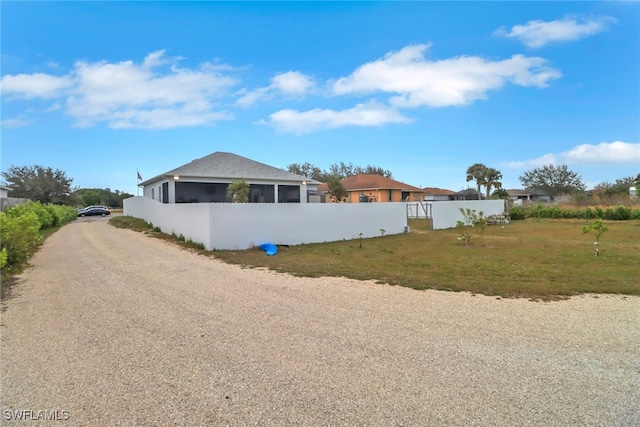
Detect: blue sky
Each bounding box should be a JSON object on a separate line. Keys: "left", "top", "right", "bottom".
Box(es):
{"left": 2, "top": 1, "right": 639, "bottom": 196}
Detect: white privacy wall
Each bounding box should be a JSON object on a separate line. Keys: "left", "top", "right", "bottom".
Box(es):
{"left": 431, "top": 200, "right": 506, "bottom": 230}
{"left": 124, "top": 196, "right": 214, "bottom": 249}
{"left": 124, "top": 197, "right": 407, "bottom": 250}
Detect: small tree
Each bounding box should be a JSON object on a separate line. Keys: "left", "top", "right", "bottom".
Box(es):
{"left": 456, "top": 208, "right": 485, "bottom": 246}
{"left": 582, "top": 219, "right": 608, "bottom": 256}
{"left": 327, "top": 176, "right": 348, "bottom": 202}
{"left": 226, "top": 179, "right": 249, "bottom": 203}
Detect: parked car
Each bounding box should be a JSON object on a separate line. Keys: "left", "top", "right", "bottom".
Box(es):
{"left": 77, "top": 207, "right": 111, "bottom": 217}
{"left": 76, "top": 205, "right": 109, "bottom": 212}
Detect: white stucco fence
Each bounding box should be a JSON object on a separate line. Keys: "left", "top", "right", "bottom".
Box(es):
{"left": 431, "top": 200, "right": 506, "bottom": 230}
{"left": 123, "top": 196, "right": 408, "bottom": 250}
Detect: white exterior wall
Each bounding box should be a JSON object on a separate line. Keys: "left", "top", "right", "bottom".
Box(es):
{"left": 124, "top": 196, "right": 406, "bottom": 250}
{"left": 141, "top": 177, "right": 317, "bottom": 204}
{"left": 124, "top": 196, "right": 214, "bottom": 249}
{"left": 431, "top": 200, "right": 505, "bottom": 230}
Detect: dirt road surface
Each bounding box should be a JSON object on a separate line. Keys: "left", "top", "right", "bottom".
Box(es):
{"left": 1, "top": 218, "right": 639, "bottom": 426}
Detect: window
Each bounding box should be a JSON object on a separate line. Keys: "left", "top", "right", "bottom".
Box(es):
{"left": 175, "top": 182, "right": 228, "bottom": 203}
{"left": 278, "top": 185, "right": 300, "bottom": 203}
{"left": 249, "top": 184, "right": 275, "bottom": 203}
{"left": 151, "top": 188, "right": 155, "bottom": 200}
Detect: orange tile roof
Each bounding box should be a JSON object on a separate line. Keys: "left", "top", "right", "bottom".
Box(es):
{"left": 341, "top": 174, "right": 422, "bottom": 191}
{"left": 422, "top": 187, "right": 455, "bottom": 195}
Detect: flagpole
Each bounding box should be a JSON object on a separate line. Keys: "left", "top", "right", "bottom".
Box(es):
{"left": 137, "top": 169, "right": 141, "bottom": 196}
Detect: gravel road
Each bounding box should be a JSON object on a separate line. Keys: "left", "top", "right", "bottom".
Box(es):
{"left": 1, "top": 218, "right": 639, "bottom": 426}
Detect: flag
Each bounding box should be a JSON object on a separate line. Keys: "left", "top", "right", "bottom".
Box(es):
{"left": 137, "top": 170, "right": 142, "bottom": 181}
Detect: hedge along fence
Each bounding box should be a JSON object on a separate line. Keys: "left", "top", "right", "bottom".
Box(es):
{"left": 509, "top": 203, "right": 640, "bottom": 221}
{"left": 1, "top": 201, "right": 78, "bottom": 273}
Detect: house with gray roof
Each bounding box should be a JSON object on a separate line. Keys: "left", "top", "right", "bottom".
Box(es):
{"left": 506, "top": 189, "right": 551, "bottom": 204}
{"left": 138, "top": 152, "right": 321, "bottom": 204}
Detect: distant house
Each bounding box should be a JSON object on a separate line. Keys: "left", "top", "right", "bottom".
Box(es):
{"left": 138, "top": 152, "right": 321, "bottom": 204}
{"left": 422, "top": 187, "right": 456, "bottom": 201}
{"left": 0, "top": 186, "right": 29, "bottom": 211}
{"left": 453, "top": 188, "right": 482, "bottom": 201}
{"left": 0, "top": 186, "right": 9, "bottom": 211}
{"left": 318, "top": 174, "right": 424, "bottom": 203}
{"left": 506, "top": 189, "right": 551, "bottom": 204}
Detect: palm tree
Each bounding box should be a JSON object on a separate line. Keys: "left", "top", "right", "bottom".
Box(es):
{"left": 483, "top": 167, "right": 503, "bottom": 198}
{"left": 466, "top": 163, "right": 488, "bottom": 200}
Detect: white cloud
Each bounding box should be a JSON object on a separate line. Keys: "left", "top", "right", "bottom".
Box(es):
{"left": 1, "top": 50, "right": 238, "bottom": 129}
{"left": 1, "top": 116, "right": 34, "bottom": 129}
{"left": 564, "top": 141, "right": 640, "bottom": 164}
{"left": 332, "top": 44, "right": 561, "bottom": 108}
{"left": 0, "top": 72, "right": 74, "bottom": 99}
{"left": 271, "top": 71, "right": 314, "bottom": 95}
{"left": 237, "top": 71, "right": 314, "bottom": 108}
{"left": 258, "top": 100, "right": 412, "bottom": 134}
{"left": 494, "top": 15, "right": 616, "bottom": 48}
{"left": 506, "top": 141, "right": 640, "bottom": 168}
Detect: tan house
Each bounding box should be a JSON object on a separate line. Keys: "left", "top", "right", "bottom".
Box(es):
{"left": 318, "top": 174, "right": 424, "bottom": 203}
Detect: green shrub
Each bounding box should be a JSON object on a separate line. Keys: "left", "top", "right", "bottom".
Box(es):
{"left": 1, "top": 202, "right": 76, "bottom": 273}
{"left": 509, "top": 203, "right": 640, "bottom": 221}
{"left": 48, "top": 204, "right": 77, "bottom": 225}
{"left": 0, "top": 211, "right": 42, "bottom": 272}
{"left": 6, "top": 201, "right": 51, "bottom": 229}
{"left": 509, "top": 205, "right": 526, "bottom": 220}
{"left": 0, "top": 248, "right": 7, "bottom": 270}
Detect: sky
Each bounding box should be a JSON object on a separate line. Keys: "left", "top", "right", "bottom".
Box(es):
{"left": 1, "top": 1, "right": 639, "bottom": 196}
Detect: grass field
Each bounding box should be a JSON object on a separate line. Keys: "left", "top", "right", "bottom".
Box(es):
{"left": 111, "top": 217, "right": 640, "bottom": 300}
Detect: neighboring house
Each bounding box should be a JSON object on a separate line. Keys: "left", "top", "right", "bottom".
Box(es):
{"left": 0, "top": 186, "right": 9, "bottom": 211}
{"left": 452, "top": 188, "right": 482, "bottom": 201}
{"left": 422, "top": 187, "right": 456, "bottom": 201}
{"left": 506, "top": 189, "right": 551, "bottom": 205}
{"left": 0, "top": 185, "right": 28, "bottom": 211}
{"left": 318, "top": 174, "right": 424, "bottom": 203}
{"left": 138, "top": 152, "right": 321, "bottom": 204}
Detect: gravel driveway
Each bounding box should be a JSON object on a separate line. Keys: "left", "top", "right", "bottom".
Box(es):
{"left": 1, "top": 219, "right": 639, "bottom": 426}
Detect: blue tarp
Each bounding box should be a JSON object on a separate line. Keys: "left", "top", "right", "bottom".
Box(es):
{"left": 258, "top": 243, "right": 278, "bottom": 256}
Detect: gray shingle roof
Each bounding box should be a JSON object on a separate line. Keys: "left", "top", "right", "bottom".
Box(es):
{"left": 141, "top": 152, "right": 320, "bottom": 185}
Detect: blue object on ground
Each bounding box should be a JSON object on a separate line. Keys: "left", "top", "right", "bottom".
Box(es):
{"left": 258, "top": 243, "right": 278, "bottom": 256}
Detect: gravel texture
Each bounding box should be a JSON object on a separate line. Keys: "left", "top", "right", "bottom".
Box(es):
{"left": 1, "top": 218, "right": 639, "bottom": 426}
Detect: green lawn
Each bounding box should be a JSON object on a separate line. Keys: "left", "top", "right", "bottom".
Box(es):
{"left": 111, "top": 216, "right": 640, "bottom": 299}
{"left": 210, "top": 219, "right": 640, "bottom": 299}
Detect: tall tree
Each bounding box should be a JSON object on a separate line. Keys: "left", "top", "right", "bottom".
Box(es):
{"left": 286, "top": 162, "right": 331, "bottom": 182}
{"left": 594, "top": 175, "right": 639, "bottom": 197}
{"left": 287, "top": 161, "right": 393, "bottom": 182}
{"left": 483, "top": 167, "right": 503, "bottom": 198}
{"left": 362, "top": 165, "right": 393, "bottom": 179}
{"left": 73, "top": 188, "right": 134, "bottom": 208}
{"left": 519, "top": 164, "right": 585, "bottom": 201}
{"left": 466, "top": 163, "right": 488, "bottom": 199}
{"left": 1, "top": 165, "right": 75, "bottom": 205}
{"left": 329, "top": 162, "right": 359, "bottom": 180}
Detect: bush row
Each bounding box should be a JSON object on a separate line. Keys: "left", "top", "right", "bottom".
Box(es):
{"left": 509, "top": 203, "right": 640, "bottom": 221}
{"left": 1, "top": 201, "right": 77, "bottom": 273}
